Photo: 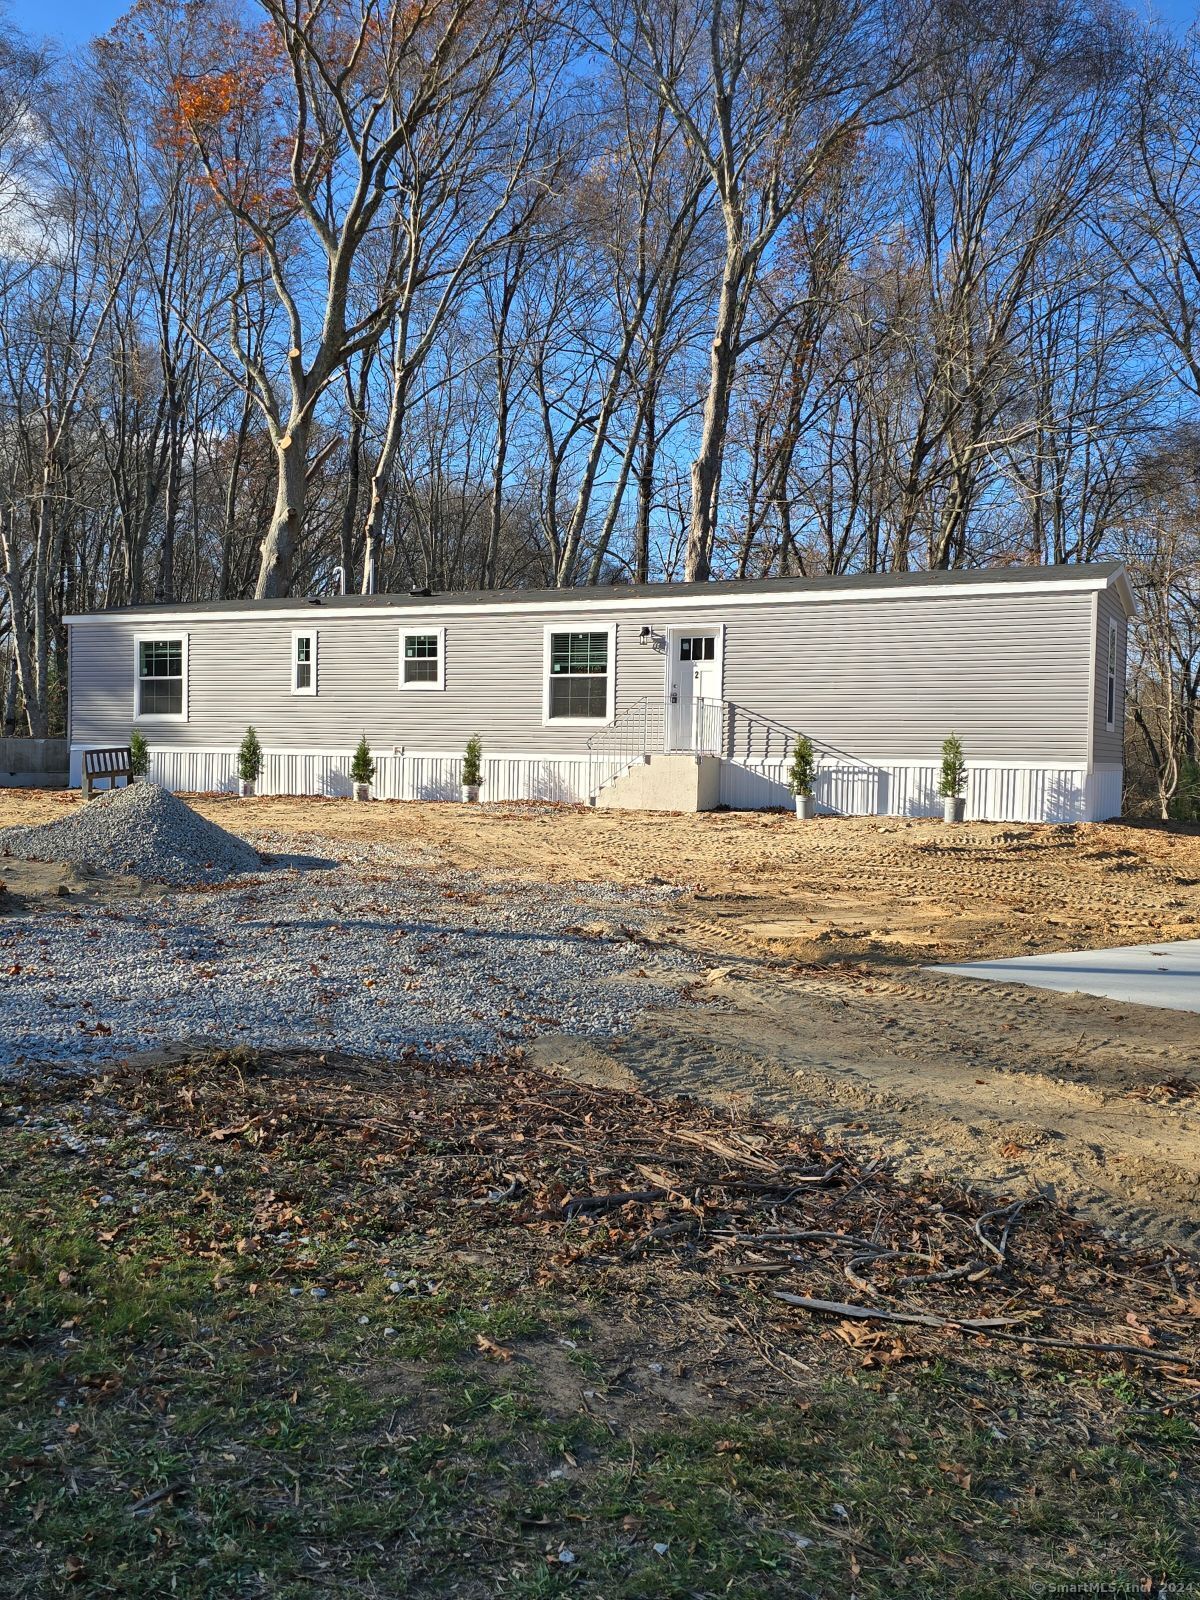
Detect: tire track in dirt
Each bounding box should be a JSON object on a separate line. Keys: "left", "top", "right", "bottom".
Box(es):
{"left": 532, "top": 962, "right": 1200, "bottom": 1252}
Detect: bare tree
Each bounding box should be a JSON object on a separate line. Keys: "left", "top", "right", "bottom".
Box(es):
{"left": 0, "top": 84, "right": 138, "bottom": 733}
{"left": 1122, "top": 431, "right": 1200, "bottom": 819}
{"left": 172, "top": 0, "right": 557, "bottom": 597}
{"left": 597, "top": 0, "right": 919, "bottom": 579}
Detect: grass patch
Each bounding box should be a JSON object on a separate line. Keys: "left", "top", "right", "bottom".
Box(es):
{"left": 1, "top": 1050, "right": 1196, "bottom": 1597}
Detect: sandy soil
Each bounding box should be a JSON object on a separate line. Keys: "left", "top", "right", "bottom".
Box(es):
{"left": 4, "top": 789, "right": 1199, "bottom": 1246}
{"left": 0, "top": 853, "right": 149, "bottom": 914}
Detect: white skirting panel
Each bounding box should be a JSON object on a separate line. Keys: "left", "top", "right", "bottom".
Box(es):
{"left": 718, "top": 757, "right": 1110, "bottom": 823}
{"left": 69, "top": 746, "right": 619, "bottom": 806}
{"left": 151, "top": 747, "right": 239, "bottom": 794}
{"left": 1086, "top": 765, "right": 1124, "bottom": 821}
{"left": 67, "top": 744, "right": 1122, "bottom": 823}
{"left": 718, "top": 758, "right": 895, "bottom": 814}
{"left": 969, "top": 764, "right": 1090, "bottom": 825}
{"left": 372, "top": 753, "right": 622, "bottom": 803}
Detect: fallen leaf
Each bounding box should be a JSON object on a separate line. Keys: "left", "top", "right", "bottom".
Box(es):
{"left": 475, "top": 1334, "right": 514, "bottom": 1362}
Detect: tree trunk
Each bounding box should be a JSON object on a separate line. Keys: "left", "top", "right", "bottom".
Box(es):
{"left": 340, "top": 412, "right": 364, "bottom": 590}
{"left": 220, "top": 393, "right": 253, "bottom": 600}
{"left": 589, "top": 399, "right": 646, "bottom": 585}
{"left": 256, "top": 422, "right": 309, "bottom": 599}
{"left": 30, "top": 463, "right": 53, "bottom": 739}
{"left": 484, "top": 375, "right": 511, "bottom": 591}
{"left": 1, "top": 512, "right": 43, "bottom": 738}
{"left": 686, "top": 259, "right": 742, "bottom": 581}
{"left": 2, "top": 653, "right": 16, "bottom": 737}
{"left": 635, "top": 397, "right": 657, "bottom": 586}
{"left": 361, "top": 343, "right": 411, "bottom": 596}
{"left": 157, "top": 425, "right": 180, "bottom": 604}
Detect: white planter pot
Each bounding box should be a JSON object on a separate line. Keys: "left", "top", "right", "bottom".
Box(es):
{"left": 353, "top": 782, "right": 371, "bottom": 802}
{"left": 238, "top": 778, "right": 256, "bottom": 798}
{"left": 943, "top": 795, "right": 965, "bottom": 824}
{"left": 794, "top": 792, "right": 816, "bottom": 820}
{"left": 461, "top": 784, "right": 481, "bottom": 803}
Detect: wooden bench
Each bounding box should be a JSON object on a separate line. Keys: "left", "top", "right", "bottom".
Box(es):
{"left": 83, "top": 746, "right": 134, "bottom": 800}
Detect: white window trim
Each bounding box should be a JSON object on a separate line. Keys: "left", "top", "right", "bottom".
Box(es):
{"left": 542, "top": 623, "right": 616, "bottom": 726}
{"left": 1105, "top": 619, "right": 1118, "bottom": 732}
{"left": 399, "top": 625, "right": 446, "bottom": 691}
{"left": 291, "top": 628, "right": 318, "bottom": 696}
{"left": 133, "top": 631, "right": 189, "bottom": 723}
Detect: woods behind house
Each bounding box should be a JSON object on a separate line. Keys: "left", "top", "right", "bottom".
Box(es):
{"left": 1, "top": 0, "right": 1199, "bottom": 807}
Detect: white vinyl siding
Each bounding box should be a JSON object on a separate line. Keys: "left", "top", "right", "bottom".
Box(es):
{"left": 1092, "top": 588, "right": 1128, "bottom": 765}
{"left": 1105, "top": 620, "right": 1118, "bottom": 731}
{"left": 71, "top": 588, "right": 1109, "bottom": 765}
{"left": 134, "top": 633, "right": 188, "bottom": 722}
{"left": 400, "top": 627, "right": 445, "bottom": 690}
{"left": 292, "top": 630, "right": 317, "bottom": 696}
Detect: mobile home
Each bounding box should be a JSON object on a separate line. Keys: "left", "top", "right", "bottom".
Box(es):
{"left": 64, "top": 562, "right": 1133, "bottom": 823}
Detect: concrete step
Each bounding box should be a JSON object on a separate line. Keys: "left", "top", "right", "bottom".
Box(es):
{"left": 593, "top": 752, "right": 721, "bottom": 812}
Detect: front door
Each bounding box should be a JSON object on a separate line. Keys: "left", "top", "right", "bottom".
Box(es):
{"left": 667, "top": 631, "right": 721, "bottom": 750}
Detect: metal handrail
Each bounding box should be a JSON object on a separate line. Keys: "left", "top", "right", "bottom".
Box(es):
{"left": 586, "top": 693, "right": 873, "bottom": 804}
{"left": 720, "top": 700, "right": 874, "bottom": 770}
{"left": 686, "top": 696, "right": 728, "bottom": 756}
{"left": 585, "top": 696, "right": 666, "bottom": 801}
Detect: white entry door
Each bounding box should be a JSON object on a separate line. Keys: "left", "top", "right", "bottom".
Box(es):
{"left": 667, "top": 631, "right": 722, "bottom": 750}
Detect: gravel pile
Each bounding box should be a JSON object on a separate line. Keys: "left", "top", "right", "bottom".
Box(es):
{"left": 0, "top": 836, "right": 694, "bottom": 1070}
{"left": 0, "top": 782, "right": 261, "bottom": 886}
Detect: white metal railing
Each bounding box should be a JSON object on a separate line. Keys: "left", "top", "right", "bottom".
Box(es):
{"left": 720, "top": 701, "right": 873, "bottom": 770}
{"left": 686, "top": 696, "right": 727, "bottom": 755}
{"left": 587, "top": 694, "right": 871, "bottom": 803}
{"left": 585, "top": 696, "right": 667, "bottom": 801}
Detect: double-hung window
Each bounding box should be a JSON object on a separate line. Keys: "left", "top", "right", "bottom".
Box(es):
{"left": 292, "top": 630, "right": 317, "bottom": 695}
{"left": 544, "top": 627, "right": 614, "bottom": 722}
{"left": 400, "top": 627, "right": 445, "bottom": 689}
{"left": 135, "top": 635, "right": 187, "bottom": 720}
{"left": 1106, "top": 621, "right": 1118, "bottom": 731}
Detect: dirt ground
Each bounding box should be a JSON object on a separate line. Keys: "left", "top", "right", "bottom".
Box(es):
{"left": 4, "top": 789, "right": 1199, "bottom": 1249}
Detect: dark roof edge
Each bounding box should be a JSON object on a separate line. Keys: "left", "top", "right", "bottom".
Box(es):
{"left": 65, "top": 561, "right": 1129, "bottom": 622}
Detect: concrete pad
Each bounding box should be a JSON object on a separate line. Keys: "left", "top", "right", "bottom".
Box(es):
{"left": 930, "top": 939, "right": 1200, "bottom": 1014}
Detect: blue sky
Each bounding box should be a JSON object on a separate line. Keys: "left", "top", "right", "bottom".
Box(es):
{"left": 10, "top": 0, "right": 1200, "bottom": 46}
{"left": 1145, "top": 0, "right": 1199, "bottom": 26}
{"left": 7, "top": 0, "right": 1200, "bottom": 47}
{"left": 7, "top": 0, "right": 126, "bottom": 48}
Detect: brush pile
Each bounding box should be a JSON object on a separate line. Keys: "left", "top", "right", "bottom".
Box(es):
{"left": 32, "top": 1045, "right": 1197, "bottom": 1385}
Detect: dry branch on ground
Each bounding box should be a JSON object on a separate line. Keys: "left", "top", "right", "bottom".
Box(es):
{"left": 15, "top": 1047, "right": 1198, "bottom": 1388}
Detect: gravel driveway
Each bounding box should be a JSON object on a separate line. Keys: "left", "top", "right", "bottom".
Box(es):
{"left": 0, "top": 834, "right": 694, "bottom": 1072}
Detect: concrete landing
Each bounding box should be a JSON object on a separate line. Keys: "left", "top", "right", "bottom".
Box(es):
{"left": 930, "top": 939, "right": 1200, "bottom": 1014}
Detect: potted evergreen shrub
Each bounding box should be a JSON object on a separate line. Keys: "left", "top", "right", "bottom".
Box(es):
{"left": 351, "top": 733, "right": 375, "bottom": 801}
{"left": 788, "top": 735, "right": 817, "bottom": 820}
{"left": 238, "top": 726, "right": 263, "bottom": 798}
{"left": 461, "top": 734, "right": 483, "bottom": 802}
{"left": 129, "top": 730, "right": 149, "bottom": 783}
{"left": 939, "top": 733, "right": 966, "bottom": 823}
